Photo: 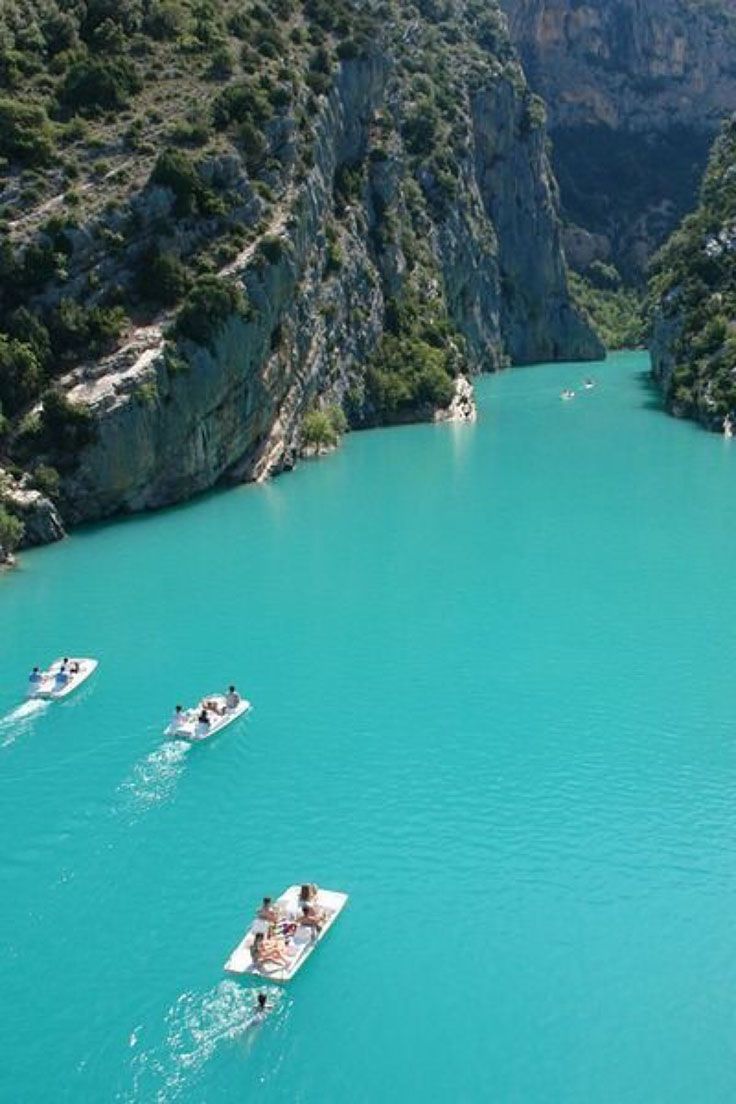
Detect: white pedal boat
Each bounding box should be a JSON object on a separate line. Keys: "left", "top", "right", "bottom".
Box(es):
{"left": 164, "top": 694, "right": 250, "bottom": 741}
{"left": 224, "top": 886, "right": 348, "bottom": 982}
{"left": 28, "top": 657, "right": 98, "bottom": 700}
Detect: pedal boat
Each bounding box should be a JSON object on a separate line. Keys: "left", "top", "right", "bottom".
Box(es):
{"left": 28, "top": 658, "right": 98, "bottom": 700}
{"left": 224, "top": 886, "right": 348, "bottom": 982}
{"left": 164, "top": 694, "right": 250, "bottom": 741}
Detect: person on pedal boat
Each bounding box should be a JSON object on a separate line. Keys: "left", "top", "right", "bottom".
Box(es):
{"left": 197, "top": 708, "right": 211, "bottom": 731}
{"left": 69, "top": 660, "right": 80, "bottom": 675}
{"left": 298, "top": 904, "right": 324, "bottom": 936}
{"left": 251, "top": 931, "right": 291, "bottom": 968}
{"left": 204, "top": 699, "right": 225, "bottom": 716}
{"left": 170, "top": 704, "right": 185, "bottom": 730}
{"left": 298, "top": 883, "right": 319, "bottom": 906}
{"left": 225, "top": 685, "right": 240, "bottom": 710}
{"left": 28, "top": 667, "right": 42, "bottom": 687}
{"left": 55, "top": 666, "right": 69, "bottom": 688}
{"left": 257, "top": 897, "right": 280, "bottom": 924}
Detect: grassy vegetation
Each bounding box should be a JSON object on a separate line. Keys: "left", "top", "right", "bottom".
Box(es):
{"left": 649, "top": 116, "right": 736, "bottom": 423}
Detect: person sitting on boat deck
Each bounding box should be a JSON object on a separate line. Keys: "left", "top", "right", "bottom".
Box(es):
{"left": 298, "top": 904, "right": 324, "bottom": 936}
{"left": 298, "top": 883, "right": 319, "bottom": 907}
{"left": 257, "top": 896, "right": 280, "bottom": 924}
{"left": 69, "top": 660, "right": 80, "bottom": 675}
{"left": 170, "top": 705, "right": 185, "bottom": 728}
{"left": 29, "top": 667, "right": 42, "bottom": 686}
{"left": 197, "top": 708, "right": 210, "bottom": 728}
{"left": 204, "top": 699, "right": 225, "bottom": 716}
{"left": 251, "top": 931, "right": 291, "bottom": 968}
{"left": 55, "top": 666, "right": 69, "bottom": 687}
{"left": 225, "top": 685, "right": 240, "bottom": 710}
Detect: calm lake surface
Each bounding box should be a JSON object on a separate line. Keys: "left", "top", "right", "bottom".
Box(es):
{"left": 2, "top": 351, "right": 735, "bottom": 1103}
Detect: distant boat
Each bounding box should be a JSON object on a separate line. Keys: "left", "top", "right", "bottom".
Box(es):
{"left": 560, "top": 389, "right": 576, "bottom": 401}
{"left": 583, "top": 379, "right": 596, "bottom": 390}
{"left": 28, "top": 657, "right": 98, "bottom": 700}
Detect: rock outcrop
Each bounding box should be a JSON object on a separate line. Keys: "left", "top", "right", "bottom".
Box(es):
{"left": 501, "top": 0, "right": 736, "bottom": 278}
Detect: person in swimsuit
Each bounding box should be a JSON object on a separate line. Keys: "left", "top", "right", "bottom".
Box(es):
{"left": 251, "top": 931, "right": 290, "bottom": 968}
{"left": 29, "top": 667, "right": 42, "bottom": 687}
{"left": 257, "top": 897, "right": 280, "bottom": 924}
{"left": 225, "top": 686, "right": 240, "bottom": 709}
{"left": 298, "top": 883, "right": 318, "bottom": 906}
{"left": 298, "top": 904, "right": 324, "bottom": 936}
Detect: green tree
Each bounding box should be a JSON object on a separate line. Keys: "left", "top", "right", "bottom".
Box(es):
{"left": 0, "top": 504, "right": 23, "bottom": 558}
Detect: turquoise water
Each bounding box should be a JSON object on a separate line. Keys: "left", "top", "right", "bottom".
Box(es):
{"left": 2, "top": 351, "right": 736, "bottom": 1103}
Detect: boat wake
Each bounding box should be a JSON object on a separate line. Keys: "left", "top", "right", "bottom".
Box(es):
{"left": 0, "top": 698, "right": 48, "bottom": 746}
{"left": 126, "top": 982, "right": 284, "bottom": 1102}
{"left": 119, "top": 739, "right": 191, "bottom": 810}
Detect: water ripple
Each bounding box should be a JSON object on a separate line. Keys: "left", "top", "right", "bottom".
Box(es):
{"left": 124, "top": 982, "right": 287, "bottom": 1103}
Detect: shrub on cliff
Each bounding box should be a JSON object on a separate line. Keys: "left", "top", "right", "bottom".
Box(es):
{"left": 30, "top": 463, "right": 60, "bottom": 498}
{"left": 0, "top": 99, "right": 55, "bottom": 166}
{"left": 301, "top": 404, "right": 346, "bottom": 449}
{"left": 0, "top": 335, "right": 44, "bottom": 417}
{"left": 59, "top": 57, "right": 142, "bottom": 114}
{"left": 149, "top": 149, "right": 222, "bottom": 217}
{"left": 367, "top": 335, "right": 454, "bottom": 418}
{"left": 136, "top": 249, "right": 191, "bottom": 307}
{"left": 0, "top": 504, "right": 24, "bottom": 557}
{"left": 38, "top": 389, "right": 95, "bottom": 456}
{"left": 173, "top": 275, "right": 249, "bottom": 347}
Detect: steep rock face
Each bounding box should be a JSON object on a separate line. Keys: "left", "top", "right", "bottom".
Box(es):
{"left": 471, "top": 80, "right": 600, "bottom": 362}
{"left": 649, "top": 117, "right": 736, "bottom": 432}
{"left": 1, "top": 2, "right": 600, "bottom": 540}
{"left": 501, "top": 0, "right": 736, "bottom": 278}
{"left": 60, "top": 53, "right": 598, "bottom": 523}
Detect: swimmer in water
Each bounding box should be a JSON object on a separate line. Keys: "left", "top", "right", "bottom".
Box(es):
{"left": 257, "top": 992, "right": 267, "bottom": 1012}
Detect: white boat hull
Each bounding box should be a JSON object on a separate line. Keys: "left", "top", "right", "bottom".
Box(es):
{"left": 29, "top": 658, "right": 98, "bottom": 700}
{"left": 224, "top": 886, "right": 348, "bottom": 982}
{"left": 165, "top": 695, "right": 250, "bottom": 741}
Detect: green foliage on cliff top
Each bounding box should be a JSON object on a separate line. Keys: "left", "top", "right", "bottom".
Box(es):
{"left": 649, "top": 116, "right": 736, "bottom": 424}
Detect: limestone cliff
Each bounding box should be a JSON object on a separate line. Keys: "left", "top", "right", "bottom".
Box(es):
{"left": 649, "top": 116, "right": 736, "bottom": 432}
{"left": 501, "top": 0, "right": 736, "bottom": 279}
{"left": 0, "top": 0, "right": 600, "bottom": 544}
